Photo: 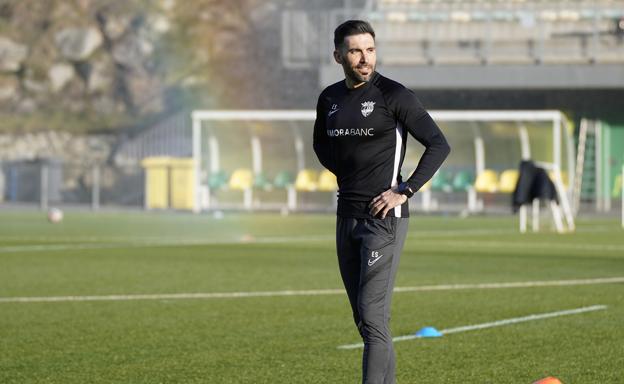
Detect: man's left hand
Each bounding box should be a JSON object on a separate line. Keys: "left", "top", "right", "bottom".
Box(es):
{"left": 369, "top": 187, "right": 407, "bottom": 219}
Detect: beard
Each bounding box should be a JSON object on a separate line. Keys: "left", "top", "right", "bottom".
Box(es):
{"left": 344, "top": 62, "right": 375, "bottom": 84}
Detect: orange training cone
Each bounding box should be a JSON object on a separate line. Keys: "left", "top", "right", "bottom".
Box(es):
{"left": 532, "top": 377, "right": 563, "bottom": 384}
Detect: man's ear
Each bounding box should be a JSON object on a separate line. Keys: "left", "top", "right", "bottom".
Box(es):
{"left": 333, "top": 49, "right": 343, "bottom": 64}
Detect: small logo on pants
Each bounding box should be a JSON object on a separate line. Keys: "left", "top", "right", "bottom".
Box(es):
{"left": 368, "top": 250, "right": 383, "bottom": 266}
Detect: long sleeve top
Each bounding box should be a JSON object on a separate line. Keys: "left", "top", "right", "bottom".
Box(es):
{"left": 313, "top": 71, "right": 451, "bottom": 218}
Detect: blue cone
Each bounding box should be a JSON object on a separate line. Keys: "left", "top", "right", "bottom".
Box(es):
{"left": 415, "top": 326, "right": 443, "bottom": 338}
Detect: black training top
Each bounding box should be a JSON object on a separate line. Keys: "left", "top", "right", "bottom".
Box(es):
{"left": 313, "top": 71, "right": 450, "bottom": 219}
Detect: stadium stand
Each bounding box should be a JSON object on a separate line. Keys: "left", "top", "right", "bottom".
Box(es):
{"left": 283, "top": 0, "right": 624, "bottom": 81}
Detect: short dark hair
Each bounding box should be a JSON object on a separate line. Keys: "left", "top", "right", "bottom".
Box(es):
{"left": 333, "top": 20, "right": 375, "bottom": 49}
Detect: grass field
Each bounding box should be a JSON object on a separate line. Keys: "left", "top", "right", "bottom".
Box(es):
{"left": 1, "top": 210, "right": 623, "bottom": 383}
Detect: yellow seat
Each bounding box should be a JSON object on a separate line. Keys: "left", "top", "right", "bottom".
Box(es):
{"left": 497, "top": 169, "right": 519, "bottom": 193}
{"left": 228, "top": 168, "right": 253, "bottom": 190}
{"left": 474, "top": 170, "right": 498, "bottom": 193}
{"left": 294, "top": 169, "right": 318, "bottom": 192}
{"left": 548, "top": 170, "right": 569, "bottom": 188}
{"left": 317, "top": 170, "right": 338, "bottom": 191}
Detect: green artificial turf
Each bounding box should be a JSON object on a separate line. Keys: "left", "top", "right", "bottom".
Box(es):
{"left": 0, "top": 211, "right": 622, "bottom": 383}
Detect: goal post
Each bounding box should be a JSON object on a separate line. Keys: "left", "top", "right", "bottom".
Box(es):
{"left": 191, "top": 110, "right": 315, "bottom": 212}
{"left": 190, "top": 109, "right": 575, "bottom": 221}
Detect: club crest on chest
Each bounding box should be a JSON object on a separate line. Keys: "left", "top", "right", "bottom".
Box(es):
{"left": 361, "top": 101, "right": 375, "bottom": 117}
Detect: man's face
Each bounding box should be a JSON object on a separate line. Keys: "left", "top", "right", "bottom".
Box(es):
{"left": 334, "top": 33, "right": 376, "bottom": 85}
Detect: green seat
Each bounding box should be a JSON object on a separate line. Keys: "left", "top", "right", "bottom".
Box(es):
{"left": 431, "top": 169, "right": 453, "bottom": 192}
{"left": 273, "top": 171, "right": 294, "bottom": 189}
{"left": 254, "top": 172, "right": 272, "bottom": 190}
{"left": 452, "top": 170, "right": 474, "bottom": 192}
{"left": 208, "top": 170, "right": 228, "bottom": 190}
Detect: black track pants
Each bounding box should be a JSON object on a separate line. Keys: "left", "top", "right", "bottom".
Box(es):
{"left": 336, "top": 216, "right": 409, "bottom": 384}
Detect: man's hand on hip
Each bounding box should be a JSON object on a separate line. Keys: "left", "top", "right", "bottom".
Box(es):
{"left": 369, "top": 187, "right": 408, "bottom": 219}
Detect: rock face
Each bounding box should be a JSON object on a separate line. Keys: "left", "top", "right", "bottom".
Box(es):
{"left": 87, "top": 57, "right": 113, "bottom": 93}
{"left": 0, "top": 132, "right": 114, "bottom": 164}
{"left": 101, "top": 14, "right": 131, "bottom": 41}
{"left": 55, "top": 27, "right": 103, "bottom": 61}
{"left": 112, "top": 34, "right": 154, "bottom": 70}
{"left": 0, "top": 0, "right": 319, "bottom": 143}
{"left": 0, "top": 76, "right": 19, "bottom": 100}
{"left": 48, "top": 63, "right": 75, "bottom": 93}
{"left": 0, "top": 37, "right": 28, "bottom": 72}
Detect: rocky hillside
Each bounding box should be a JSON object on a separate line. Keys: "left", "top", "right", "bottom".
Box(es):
{"left": 0, "top": 0, "right": 319, "bottom": 134}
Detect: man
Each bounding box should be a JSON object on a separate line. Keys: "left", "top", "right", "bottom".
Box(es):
{"left": 313, "top": 20, "right": 451, "bottom": 384}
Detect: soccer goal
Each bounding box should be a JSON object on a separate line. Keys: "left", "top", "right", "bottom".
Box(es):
{"left": 190, "top": 109, "right": 575, "bottom": 231}
{"left": 191, "top": 110, "right": 316, "bottom": 212}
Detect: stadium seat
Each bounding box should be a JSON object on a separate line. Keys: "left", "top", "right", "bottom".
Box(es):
{"left": 497, "top": 169, "right": 519, "bottom": 193}
{"left": 208, "top": 170, "right": 229, "bottom": 190}
{"left": 452, "top": 170, "right": 474, "bottom": 192}
{"left": 253, "top": 172, "right": 272, "bottom": 190}
{"left": 317, "top": 169, "right": 338, "bottom": 192}
{"left": 294, "top": 169, "right": 318, "bottom": 192}
{"left": 273, "top": 171, "right": 294, "bottom": 189}
{"left": 228, "top": 168, "right": 253, "bottom": 190}
{"left": 548, "top": 170, "right": 569, "bottom": 188}
{"left": 430, "top": 169, "right": 453, "bottom": 192}
{"left": 474, "top": 169, "right": 498, "bottom": 193}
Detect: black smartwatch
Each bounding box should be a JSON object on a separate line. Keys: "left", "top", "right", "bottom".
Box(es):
{"left": 397, "top": 182, "right": 415, "bottom": 198}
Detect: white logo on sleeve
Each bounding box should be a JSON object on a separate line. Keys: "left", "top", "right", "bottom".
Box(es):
{"left": 361, "top": 101, "right": 375, "bottom": 117}
{"left": 367, "top": 250, "right": 383, "bottom": 266}
{"left": 328, "top": 104, "right": 339, "bottom": 117}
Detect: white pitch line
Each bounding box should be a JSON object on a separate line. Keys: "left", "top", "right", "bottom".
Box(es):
{"left": 0, "top": 229, "right": 533, "bottom": 243}
{"left": 2, "top": 237, "right": 623, "bottom": 254}
{"left": 0, "top": 243, "right": 129, "bottom": 253}
{"left": 423, "top": 240, "right": 624, "bottom": 253}
{"left": 0, "top": 289, "right": 346, "bottom": 303}
{"left": 0, "top": 277, "right": 622, "bottom": 304}
{"left": 0, "top": 235, "right": 335, "bottom": 254}
{"left": 393, "top": 276, "right": 624, "bottom": 293}
{"left": 0, "top": 222, "right": 617, "bottom": 245}
{"left": 337, "top": 305, "right": 608, "bottom": 349}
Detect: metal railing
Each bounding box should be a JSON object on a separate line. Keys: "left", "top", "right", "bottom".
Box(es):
{"left": 0, "top": 161, "right": 144, "bottom": 210}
